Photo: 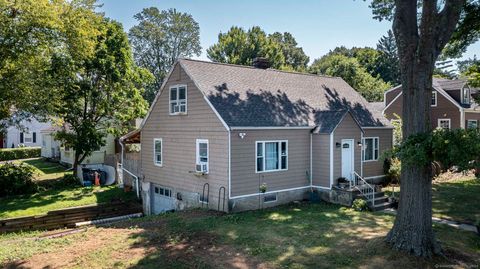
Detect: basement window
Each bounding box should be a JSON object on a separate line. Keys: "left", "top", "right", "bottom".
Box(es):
{"left": 263, "top": 194, "right": 277, "bottom": 203}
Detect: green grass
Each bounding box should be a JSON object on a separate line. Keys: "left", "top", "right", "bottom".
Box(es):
{"left": 1, "top": 203, "right": 478, "bottom": 268}
{"left": 384, "top": 175, "right": 480, "bottom": 225}
{"left": 0, "top": 158, "right": 135, "bottom": 219}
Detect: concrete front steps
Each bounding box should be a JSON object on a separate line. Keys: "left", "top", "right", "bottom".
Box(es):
{"left": 366, "top": 191, "right": 396, "bottom": 211}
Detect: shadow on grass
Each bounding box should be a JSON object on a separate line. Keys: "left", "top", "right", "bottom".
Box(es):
{"left": 102, "top": 202, "right": 479, "bottom": 269}
{"left": 23, "top": 158, "right": 66, "bottom": 175}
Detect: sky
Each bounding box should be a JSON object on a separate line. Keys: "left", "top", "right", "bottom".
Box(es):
{"left": 99, "top": 0, "right": 480, "bottom": 64}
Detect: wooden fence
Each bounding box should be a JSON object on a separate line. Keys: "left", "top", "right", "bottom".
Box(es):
{"left": 0, "top": 201, "right": 143, "bottom": 233}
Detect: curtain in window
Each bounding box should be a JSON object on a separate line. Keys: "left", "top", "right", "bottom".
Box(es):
{"left": 265, "top": 142, "right": 279, "bottom": 170}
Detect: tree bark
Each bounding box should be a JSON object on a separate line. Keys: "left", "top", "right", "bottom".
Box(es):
{"left": 385, "top": 0, "right": 465, "bottom": 257}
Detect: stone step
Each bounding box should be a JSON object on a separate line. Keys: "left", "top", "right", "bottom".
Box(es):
{"left": 370, "top": 201, "right": 396, "bottom": 211}
{"left": 368, "top": 196, "right": 389, "bottom": 205}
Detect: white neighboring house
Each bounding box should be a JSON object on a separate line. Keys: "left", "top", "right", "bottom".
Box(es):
{"left": 1, "top": 117, "right": 53, "bottom": 149}
{"left": 40, "top": 127, "right": 61, "bottom": 159}
{"left": 59, "top": 133, "right": 116, "bottom": 167}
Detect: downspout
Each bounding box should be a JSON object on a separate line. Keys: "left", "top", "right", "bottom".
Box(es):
{"left": 460, "top": 107, "right": 465, "bottom": 129}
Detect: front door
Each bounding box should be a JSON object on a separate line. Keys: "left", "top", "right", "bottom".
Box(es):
{"left": 341, "top": 139, "right": 354, "bottom": 180}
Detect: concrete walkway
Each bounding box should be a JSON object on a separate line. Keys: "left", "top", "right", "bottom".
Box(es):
{"left": 382, "top": 208, "right": 479, "bottom": 234}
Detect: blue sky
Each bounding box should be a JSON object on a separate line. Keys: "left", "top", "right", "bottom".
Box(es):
{"left": 99, "top": 0, "right": 479, "bottom": 64}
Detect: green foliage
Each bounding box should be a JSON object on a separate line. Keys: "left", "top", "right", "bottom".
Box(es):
{"left": 207, "top": 26, "right": 285, "bottom": 69}
{"left": 0, "top": 147, "right": 41, "bottom": 161}
{"left": 396, "top": 128, "right": 480, "bottom": 171}
{"left": 268, "top": 32, "right": 310, "bottom": 71}
{"left": 50, "top": 15, "right": 150, "bottom": 172}
{"left": 0, "top": 162, "right": 37, "bottom": 197}
{"left": 458, "top": 56, "right": 480, "bottom": 87}
{"left": 309, "top": 54, "right": 391, "bottom": 101}
{"left": 376, "top": 30, "right": 401, "bottom": 85}
{"left": 129, "top": 8, "right": 201, "bottom": 104}
{"left": 385, "top": 157, "right": 402, "bottom": 184}
{"left": 352, "top": 198, "right": 369, "bottom": 212}
{"left": 391, "top": 114, "right": 403, "bottom": 145}
{"left": 61, "top": 174, "right": 80, "bottom": 187}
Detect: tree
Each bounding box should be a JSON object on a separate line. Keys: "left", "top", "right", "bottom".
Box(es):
{"left": 207, "top": 26, "right": 285, "bottom": 69}
{"left": 129, "top": 8, "right": 201, "bottom": 104}
{"left": 269, "top": 32, "right": 310, "bottom": 71}
{"left": 458, "top": 56, "right": 480, "bottom": 87}
{"left": 370, "top": 0, "right": 474, "bottom": 257}
{"left": 51, "top": 16, "right": 151, "bottom": 175}
{"left": 376, "top": 30, "right": 401, "bottom": 85}
{"left": 309, "top": 54, "right": 391, "bottom": 101}
{"left": 0, "top": 0, "right": 65, "bottom": 130}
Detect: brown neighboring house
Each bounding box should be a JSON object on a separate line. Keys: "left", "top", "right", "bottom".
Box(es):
{"left": 383, "top": 78, "right": 480, "bottom": 130}
{"left": 128, "top": 59, "right": 393, "bottom": 214}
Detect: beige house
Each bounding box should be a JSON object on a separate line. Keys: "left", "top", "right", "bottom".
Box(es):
{"left": 130, "top": 59, "right": 393, "bottom": 214}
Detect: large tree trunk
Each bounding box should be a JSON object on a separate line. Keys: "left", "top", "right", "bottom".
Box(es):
{"left": 385, "top": 0, "right": 464, "bottom": 257}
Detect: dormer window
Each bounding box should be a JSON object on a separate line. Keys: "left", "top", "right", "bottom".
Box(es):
{"left": 169, "top": 85, "right": 187, "bottom": 115}
{"left": 462, "top": 86, "right": 470, "bottom": 104}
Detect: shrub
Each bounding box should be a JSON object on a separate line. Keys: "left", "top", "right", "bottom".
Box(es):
{"left": 352, "top": 198, "right": 369, "bottom": 211}
{"left": 61, "top": 173, "right": 80, "bottom": 187}
{"left": 0, "top": 162, "right": 37, "bottom": 197}
{"left": 0, "top": 147, "right": 41, "bottom": 161}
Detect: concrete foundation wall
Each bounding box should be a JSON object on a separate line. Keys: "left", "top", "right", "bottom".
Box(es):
{"left": 228, "top": 188, "right": 309, "bottom": 212}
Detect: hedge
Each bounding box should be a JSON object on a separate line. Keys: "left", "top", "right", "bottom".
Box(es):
{"left": 0, "top": 147, "right": 41, "bottom": 161}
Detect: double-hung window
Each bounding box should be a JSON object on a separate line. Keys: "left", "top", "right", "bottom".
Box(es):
{"left": 196, "top": 139, "right": 209, "bottom": 173}
{"left": 362, "top": 137, "right": 379, "bottom": 162}
{"left": 462, "top": 87, "right": 470, "bottom": 104}
{"left": 467, "top": 120, "right": 478, "bottom": 129}
{"left": 256, "top": 141, "right": 288, "bottom": 172}
{"left": 438, "top": 119, "right": 451, "bottom": 130}
{"left": 169, "top": 85, "right": 187, "bottom": 114}
{"left": 154, "top": 138, "right": 163, "bottom": 166}
{"left": 431, "top": 91, "right": 437, "bottom": 107}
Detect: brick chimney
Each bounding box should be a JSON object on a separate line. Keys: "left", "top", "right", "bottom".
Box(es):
{"left": 253, "top": 57, "right": 270, "bottom": 69}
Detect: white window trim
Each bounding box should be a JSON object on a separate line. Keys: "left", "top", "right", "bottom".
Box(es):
{"left": 431, "top": 91, "right": 437, "bottom": 107}
{"left": 196, "top": 139, "right": 209, "bottom": 173}
{"left": 153, "top": 185, "right": 172, "bottom": 197}
{"left": 362, "top": 137, "right": 379, "bottom": 162}
{"left": 169, "top": 85, "right": 188, "bottom": 115}
{"left": 23, "top": 132, "right": 33, "bottom": 143}
{"left": 467, "top": 119, "right": 478, "bottom": 129}
{"left": 255, "top": 140, "right": 288, "bottom": 173}
{"left": 438, "top": 118, "right": 451, "bottom": 130}
{"left": 153, "top": 138, "right": 163, "bottom": 167}
{"left": 462, "top": 86, "right": 471, "bottom": 105}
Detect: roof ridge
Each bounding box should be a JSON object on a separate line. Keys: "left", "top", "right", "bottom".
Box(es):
{"left": 179, "top": 58, "right": 342, "bottom": 80}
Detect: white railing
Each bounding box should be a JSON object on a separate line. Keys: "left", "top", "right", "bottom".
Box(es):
{"left": 349, "top": 171, "right": 375, "bottom": 207}
{"left": 117, "top": 163, "right": 140, "bottom": 199}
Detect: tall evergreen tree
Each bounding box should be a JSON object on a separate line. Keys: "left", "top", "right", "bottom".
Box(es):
{"left": 376, "top": 30, "right": 401, "bottom": 85}
{"left": 269, "top": 32, "right": 310, "bottom": 71}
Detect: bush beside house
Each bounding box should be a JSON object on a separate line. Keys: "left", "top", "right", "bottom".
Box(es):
{"left": 0, "top": 147, "right": 41, "bottom": 161}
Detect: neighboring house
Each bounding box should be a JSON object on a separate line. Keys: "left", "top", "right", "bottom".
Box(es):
{"left": 1, "top": 117, "right": 53, "bottom": 149}
{"left": 59, "top": 133, "right": 116, "bottom": 167}
{"left": 129, "top": 59, "right": 393, "bottom": 214}
{"left": 40, "top": 127, "right": 61, "bottom": 159}
{"left": 383, "top": 78, "right": 480, "bottom": 130}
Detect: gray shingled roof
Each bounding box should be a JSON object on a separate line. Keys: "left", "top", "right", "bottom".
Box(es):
{"left": 369, "top": 102, "right": 385, "bottom": 112}
{"left": 435, "top": 78, "right": 467, "bottom": 91}
{"left": 179, "top": 59, "right": 390, "bottom": 129}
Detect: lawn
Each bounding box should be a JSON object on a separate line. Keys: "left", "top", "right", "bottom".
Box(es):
{"left": 384, "top": 173, "right": 480, "bottom": 225}
{"left": 0, "top": 203, "right": 478, "bottom": 268}
{"left": 0, "top": 158, "right": 135, "bottom": 219}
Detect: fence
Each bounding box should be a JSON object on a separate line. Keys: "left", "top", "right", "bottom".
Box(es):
{"left": 0, "top": 201, "right": 142, "bottom": 233}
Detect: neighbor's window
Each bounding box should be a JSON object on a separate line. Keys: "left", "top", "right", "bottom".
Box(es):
{"left": 438, "top": 119, "right": 451, "bottom": 130}
{"left": 196, "top": 139, "right": 209, "bottom": 173}
{"left": 256, "top": 141, "right": 288, "bottom": 172}
{"left": 431, "top": 91, "right": 437, "bottom": 107}
{"left": 467, "top": 120, "right": 478, "bottom": 129}
{"left": 169, "top": 85, "right": 187, "bottom": 114}
{"left": 462, "top": 87, "right": 470, "bottom": 104}
{"left": 362, "top": 137, "right": 379, "bottom": 161}
{"left": 154, "top": 138, "right": 163, "bottom": 166}
{"left": 23, "top": 132, "right": 33, "bottom": 143}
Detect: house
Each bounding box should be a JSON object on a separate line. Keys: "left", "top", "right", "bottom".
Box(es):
{"left": 1, "top": 116, "right": 53, "bottom": 149}
{"left": 40, "top": 127, "right": 61, "bottom": 159}
{"left": 383, "top": 78, "right": 480, "bottom": 129}
{"left": 59, "top": 133, "right": 116, "bottom": 167}
{"left": 126, "top": 59, "right": 393, "bottom": 214}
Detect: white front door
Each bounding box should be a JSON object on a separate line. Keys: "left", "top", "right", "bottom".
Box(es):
{"left": 341, "top": 139, "right": 354, "bottom": 180}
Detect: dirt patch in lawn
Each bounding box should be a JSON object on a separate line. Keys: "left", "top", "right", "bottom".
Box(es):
{"left": 3, "top": 210, "right": 267, "bottom": 269}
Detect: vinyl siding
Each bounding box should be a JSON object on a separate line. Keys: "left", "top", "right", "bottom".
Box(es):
{"left": 362, "top": 129, "right": 393, "bottom": 178}
{"left": 333, "top": 113, "right": 362, "bottom": 183}
{"left": 385, "top": 88, "right": 461, "bottom": 129}
{"left": 312, "top": 134, "right": 330, "bottom": 188}
{"left": 385, "top": 87, "right": 402, "bottom": 105}
{"left": 141, "top": 63, "right": 229, "bottom": 209}
{"left": 465, "top": 112, "right": 480, "bottom": 128}
{"left": 230, "top": 129, "right": 310, "bottom": 197}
